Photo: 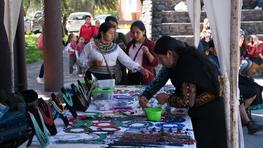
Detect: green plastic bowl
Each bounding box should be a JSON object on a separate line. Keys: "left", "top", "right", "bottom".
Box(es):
{"left": 145, "top": 107, "right": 163, "bottom": 121}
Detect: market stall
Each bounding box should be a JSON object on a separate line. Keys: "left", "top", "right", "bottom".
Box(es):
{"left": 26, "top": 83, "right": 196, "bottom": 148}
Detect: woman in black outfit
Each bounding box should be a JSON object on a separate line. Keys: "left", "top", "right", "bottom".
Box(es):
{"left": 139, "top": 36, "right": 227, "bottom": 148}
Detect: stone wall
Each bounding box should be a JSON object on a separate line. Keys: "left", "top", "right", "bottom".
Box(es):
{"left": 142, "top": 0, "right": 263, "bottom": 44}
{"left": 141, "top": 0, "right": 153, "bottom": 39}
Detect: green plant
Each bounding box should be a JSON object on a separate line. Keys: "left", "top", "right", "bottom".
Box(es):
{"left": 25, "top": 34, "right": 43, "bottom": 64}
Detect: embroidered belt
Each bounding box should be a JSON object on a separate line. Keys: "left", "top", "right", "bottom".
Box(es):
{"left": 194, "top": 92, "right": 216, "bottom": 107}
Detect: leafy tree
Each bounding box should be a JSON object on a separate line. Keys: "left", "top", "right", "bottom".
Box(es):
{"left": 23, "top": 0, "right": 41, "bottom": 16}
{"left": 94, "top": 0, "right": 118, "bottom": 11}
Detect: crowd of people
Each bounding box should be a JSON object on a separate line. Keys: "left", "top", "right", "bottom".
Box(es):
{"left": 59, "top": 15, "right": 158, "bottom": 85}
{"left": 197, "top": 18, "right": 263, "bottom": 135}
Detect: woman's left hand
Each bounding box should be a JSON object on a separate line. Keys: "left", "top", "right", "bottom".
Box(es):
{"left": 140, "top": 68, "right": 153, "bottom": 79}
{"left": 155, "top": 93, "right": 170, "bottom": 105}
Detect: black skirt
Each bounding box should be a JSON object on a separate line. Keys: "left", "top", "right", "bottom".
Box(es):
{"left": 188, "top": 98, "right": 227, "bottom": 148}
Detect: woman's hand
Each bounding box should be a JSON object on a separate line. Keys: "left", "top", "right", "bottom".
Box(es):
{"left": 118, "top": 42, "right": 126, "bottom": 50}
{"left": 155, "top": 93, "right": 170, "bottom": 105}
{"left": 142, "top": 46, "right": 149, "bottom": 54}
{"left": 139, "top": 68, "right": 153, "bottom": 79}
{"left": 139, "top": 96, "right": 149, "bottom": 109}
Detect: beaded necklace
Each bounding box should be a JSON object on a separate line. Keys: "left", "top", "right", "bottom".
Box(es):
{"left": 63, "top": 126, "right": 91, "bottom": 133}
{"left": 39, "top": 100, "right": 54, "bottom": 126}
{"left": 155, "top": 122, "right": 185, "bottom": 129}
{"left": 121, "top": 120, "right": 153, "bottom": 129}
{"left": 28, "top": 109, "right": 50, "bottom": 147}
{"left": 50, "top": 100, "right": 64, "bottom": 114}
{"left": 72, "top": 119, "right": 93, "bottom": 128}
{"left": 61, "top": 89, "right": 73, "bottom": 107}
{"left": 94, "top": 39, "right": 117, "bottom": 54}
{"left": 71, "top": 84, "right": 86, "bottom": 106}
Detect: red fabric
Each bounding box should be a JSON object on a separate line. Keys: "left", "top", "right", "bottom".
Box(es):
{"left": 37, "top": 33, "right": 44, "bottom": 51}
{"left": 126, "top": 39, "right": 158, "bottom": 84}
{"left": 247, "top": 43, "right": 263, "bottom": 59}
{"left": 78, "top": 24, "right": 98, "bottom": 43}
{"left": 65, "top": 43, "right": 76, "bottom": 60}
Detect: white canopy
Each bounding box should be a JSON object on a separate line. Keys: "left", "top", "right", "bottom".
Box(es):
{"left": 4, "top": 0, "right": 22, "bottom": 92}
{"left": 186, "top": 0, "right": 242, "bottom": 148}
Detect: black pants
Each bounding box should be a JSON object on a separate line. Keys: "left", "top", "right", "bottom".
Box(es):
{"left": 39, "top": 63, "right": 44, "bottom": 78}
{"left": 188, "top": 98, "right": 227, "bottom": 148}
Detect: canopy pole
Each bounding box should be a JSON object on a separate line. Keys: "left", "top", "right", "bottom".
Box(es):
{"left": 230, "top": 0, "right": 241, "bottom": 148}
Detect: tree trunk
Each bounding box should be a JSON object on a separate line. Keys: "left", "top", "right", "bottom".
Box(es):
{"left": 43, "top": 0, "right": 63, "bottom": 92}
{"left": 61, "top": 0, "right": 69, "bottom": 34}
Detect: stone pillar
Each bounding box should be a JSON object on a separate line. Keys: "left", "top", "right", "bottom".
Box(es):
{"left": 43, "top": 0, "right": 63, "bottom": 92}
{"left": 141, "top": 0, "right": 153, "bottom": 40}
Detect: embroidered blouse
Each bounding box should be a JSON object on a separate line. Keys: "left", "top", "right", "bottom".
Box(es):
{"left": 82, "top": 41, "right": 141, "bottom": 73}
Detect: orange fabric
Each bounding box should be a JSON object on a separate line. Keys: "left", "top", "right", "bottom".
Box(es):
{"left": 246, "top": 62, "right": 259, "bottom": 77}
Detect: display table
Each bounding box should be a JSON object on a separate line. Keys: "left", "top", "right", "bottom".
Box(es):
{"left": 24, "top": 85, "right": 196, "bottom": 148}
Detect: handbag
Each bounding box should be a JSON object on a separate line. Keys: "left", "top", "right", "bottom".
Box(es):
{"left": 0, "top": 92, "right": 32, "bottom": 146}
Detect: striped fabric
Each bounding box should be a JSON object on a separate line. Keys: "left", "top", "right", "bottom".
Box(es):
{"left": 89, "top": 66, "right": 115, "bottom": 74}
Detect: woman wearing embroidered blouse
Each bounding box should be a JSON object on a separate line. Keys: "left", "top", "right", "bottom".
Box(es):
{"left": 126, "top": 20, "right": 158, "bottom": 85}
{"left": 82, "top": 22, "right": 150, "bottom": 81}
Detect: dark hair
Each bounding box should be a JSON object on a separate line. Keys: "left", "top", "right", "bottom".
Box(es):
{"left": 105, "top": 16, "right": 118, "bottom": 24}
{"left": 96, "top": 22, "right": 115, "bottom": 39}
{"left": 130, "top": 20, "right": 147, "bottom": 47}
{"left": 66, "top": 33, "right": 75, "bottom": 44}
{"left": 154, "top": 36, "right": 188, "bottom": 55}
{"left": 77, "top": 35, "right": 85, "bottom": 44}
{"left": 130, "top": 20, "right": 146, "bottom": 37}
{"left": 84, "top": 15, "right": 91, "bottom": 19}
{"left": 155, "top": 36, "right": 220, "bottom": 92}
{"left": 208, "top": 40, "right": 215, "bottom": 49}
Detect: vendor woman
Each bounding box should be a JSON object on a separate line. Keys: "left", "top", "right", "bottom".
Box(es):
{"left": 139, "top": 36, "right": 227, "bottom": 148}
{"left": 82, "top": 22, "right": 150, "bottom": 81}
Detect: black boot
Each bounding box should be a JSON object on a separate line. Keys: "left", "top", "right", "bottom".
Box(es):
{"left": 247, "top": 121, "right": 263, "bottom": 134}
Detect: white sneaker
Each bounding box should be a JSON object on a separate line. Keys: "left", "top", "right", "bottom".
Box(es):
{"left": 37, "top": 77, "right": 44, "bottom": 84}
{"left": 78, "top": 74, "right": 84, "bottom": 77}
{"left": 254, "top": 6, "right": 262, "bottom": 10}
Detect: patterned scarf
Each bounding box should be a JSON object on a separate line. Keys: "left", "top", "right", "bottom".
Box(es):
{"left": 94, "top": 39, "right": 117, "bottom": 54}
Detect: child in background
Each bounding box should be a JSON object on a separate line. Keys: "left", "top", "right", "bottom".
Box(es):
{"left": 65, "top": 34, "right": 77, "bottom": 74}
{"left": 75, "top": 36, "right": 86, "bottom": 76}
{"left": 94, "top": 20, "right": 100, "bottom": 35}
{"left": 36, "top": 33, "right": 44, "bottom": 84}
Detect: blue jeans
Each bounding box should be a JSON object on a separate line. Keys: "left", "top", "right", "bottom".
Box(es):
{"left": 256, "top": 0, "right": 262, "bottom": 7}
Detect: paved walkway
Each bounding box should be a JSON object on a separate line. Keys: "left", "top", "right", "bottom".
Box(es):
{"left": 26, "top": 54, "right": 263, "bottom": 148}
{"left": 27, "top": 53, "right": 80, "bottom": 97}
